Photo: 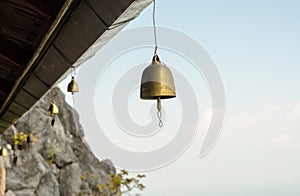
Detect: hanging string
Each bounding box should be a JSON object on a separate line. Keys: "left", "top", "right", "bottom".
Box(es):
{"left": 153, "top": 0, "right": 164, "bottom": 127}
{"left": 157, "top": 110, "right": 163, "bottom": 127}
{"left": 26, "top": 110, "right": 31, "bottom": 143}
{"left": 157, "top": 97, "right": 163, "bottom": 127}
{"left": 71, "top": 66, "right": 76, "bottom": 108}
{"left": 72, "top": 66, "right": 76, "bottom": 77}
{"left": 70, "top": 66, "right": 77, "bottom": 131}
{"left": 68, "top": 67, "right": 92, "bottom": 152}
{"left": 26, "top": 108, "right": 34, "bottom": 148}
{"left": 51, "top": 91, "right": 57, "bottom": 126}
{"left": 26, "top": 109, "right": 30, "bottom": 132}
{"left": 153, "top": 0, "right": 158, "bottom": 55}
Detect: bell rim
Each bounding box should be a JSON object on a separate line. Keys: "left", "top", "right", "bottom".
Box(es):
{"left": 140, "top": 95, "right": 176, "bottom": 100}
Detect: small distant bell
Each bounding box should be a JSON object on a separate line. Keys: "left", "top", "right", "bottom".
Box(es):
{"left": 0, "top": 147, "right": 7, "bottom": 157}
{"left": 140, "top": 54, "right": 176, "bottom": 100}
{"left": 67, "top": 76, "right": 79, "bottom": 94}
{"left": 48, "top": 100, "right": 59, "bottom": 116}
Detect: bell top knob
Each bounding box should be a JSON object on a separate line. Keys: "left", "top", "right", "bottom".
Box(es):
{"left": 152, "top": 54, "right": 160, "bottom": 63}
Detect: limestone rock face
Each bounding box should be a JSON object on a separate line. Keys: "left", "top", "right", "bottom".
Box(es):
{"left": 0, "top": 88, "right": 116, "bottom": 196}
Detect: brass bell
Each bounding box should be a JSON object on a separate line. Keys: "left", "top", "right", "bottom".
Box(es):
{"left": 48, "top": 100, "right": 59, "bottom": 116}
{"left": 67, "top": 76, "right": 79, "bottom": 94}
{"left": 140, "top": 54, "right": 176, "bottom": 99}
{"left": 140, "top": 54, "right": 176, "bottom": 127}
{"left": 0, "top": 146, "right": 7, "bottom": 157}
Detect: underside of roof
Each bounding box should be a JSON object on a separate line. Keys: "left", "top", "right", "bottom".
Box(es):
{"left": 0, "top": 0, "right": 152, "bottom": 133}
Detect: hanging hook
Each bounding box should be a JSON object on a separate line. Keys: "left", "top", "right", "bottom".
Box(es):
{"left": 71, "top": 66, "right": 76, "bottom": 77}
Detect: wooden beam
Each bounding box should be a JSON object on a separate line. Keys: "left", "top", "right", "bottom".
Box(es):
{"left": 0, "top": 37, "right": 32, "bottom": 66}
{"left": 24, "top": 0, "right": 65, "bottom": 19}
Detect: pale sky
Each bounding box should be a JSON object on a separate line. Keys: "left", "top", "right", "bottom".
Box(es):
{"left": 61, "top": 0, "right": 300, "bottom": 195}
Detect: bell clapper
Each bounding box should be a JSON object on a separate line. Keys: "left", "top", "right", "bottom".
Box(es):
{"left": 157, "top": 97, "right": 163, "bottom": 127}
{"left": 51, "top": 118, "right": 55, "bottom": 127}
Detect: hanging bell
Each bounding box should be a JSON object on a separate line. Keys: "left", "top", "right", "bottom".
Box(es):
{"left": 140, "top": 54, "right": 176, "bottom": 127}
{"left": 48, "top": 100, "right": 59, "bottom": 116}
{"left": 67, "top": 76, "right": 79, "bottom": 94}
{"left": 140, "top": 54, "right": 176, "bottom": 100}
{"left": 0, "top": 146, "right": 7, "bottom": 157}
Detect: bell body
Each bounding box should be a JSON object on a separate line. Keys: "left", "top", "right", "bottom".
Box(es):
{"left": 140, "top": 55, "right": 176, "bottom": 100}
{"left": 48, "top": 101, "right": 59, "bottom": 116}
{"left": 0, "top": 147, "right": 7, "bottom": 156}
{"left": 67, "top": 76, "right": 79, "bottom": 94}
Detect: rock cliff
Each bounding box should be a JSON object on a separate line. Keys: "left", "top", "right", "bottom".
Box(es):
{"left": 0, "top": 87, "right": 116, "bottom": 196}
